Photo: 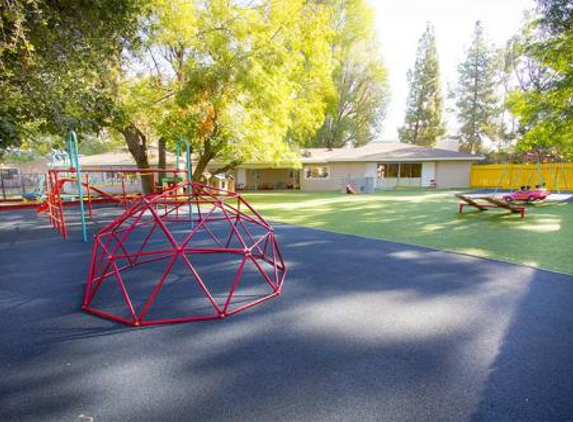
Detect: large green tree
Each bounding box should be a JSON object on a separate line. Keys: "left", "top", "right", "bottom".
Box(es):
{"left": 311, "top": 0, "right": 389, "bottom": 149}
{"left": 506, "top": 0, "right": 573, "bottom": 158}
{"left": 0, "top": 0, "right": 144, "bottom": 156}
{"left": 399, "top": 23, "right": 444, "bottom": 147}
{"left": 455, "top": 21, "right": 501, "bottom": 154}
{"left": 117, "top": 0, "right": 335, "bottom": 188}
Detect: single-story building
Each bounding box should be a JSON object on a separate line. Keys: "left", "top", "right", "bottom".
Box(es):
{"left": 46, "top": 141, "right": 482, "bottom": 194}
{"left": 221, "top": 142, "right": 483, "bottom": 191}
{"left": 79, "top": 147, "right": 237, "bottom": 191}
{"left": 78, "top": 146, "right": 180, "bottom": 170}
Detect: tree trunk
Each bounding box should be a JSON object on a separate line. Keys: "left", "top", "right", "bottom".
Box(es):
{"left": 193, "top": 153, "right": 211, "bottom": 183}
{"left": 211, "top": 160, "right": 241, "bottom": 176}
{"left": 158, "top": 136, "right": 166, "bottom": 185}
{"left": 192, "top": 137, "right": 217, "bottom": 182}
{"left": 121, "top": 125, "right": 154, "bottom": 194}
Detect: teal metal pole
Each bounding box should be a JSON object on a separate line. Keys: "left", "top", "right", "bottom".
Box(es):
{"left": 176, "top": 138, "right": 193, "bottom": 227}
{"left": 67, "top": 131, "right": 88, "bottom": 242}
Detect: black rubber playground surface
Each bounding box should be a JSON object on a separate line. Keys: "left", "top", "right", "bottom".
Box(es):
{"left": 1, "top": 207, "right": 573, "bottom": 421}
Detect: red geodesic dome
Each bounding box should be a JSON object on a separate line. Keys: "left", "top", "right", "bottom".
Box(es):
{"left": 82, "top": 182, "right": 287, "bottom": 326}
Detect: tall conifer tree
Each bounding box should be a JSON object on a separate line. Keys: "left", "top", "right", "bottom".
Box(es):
{"left": 399, "top": 23, "right": 444, "bottom": 147}
{"left": 455, "top": 21, "right": 500, "bottom": 154}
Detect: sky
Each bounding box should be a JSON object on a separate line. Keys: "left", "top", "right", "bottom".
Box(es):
{"left": 372, "top": 0, "right": 536, "bottom": 140}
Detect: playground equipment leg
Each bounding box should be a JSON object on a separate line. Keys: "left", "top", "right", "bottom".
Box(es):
{"left": 67, "top": 131, "right": 88, "bottom": 242}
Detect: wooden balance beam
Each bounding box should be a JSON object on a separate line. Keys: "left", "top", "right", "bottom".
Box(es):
{"left": 456, "top": 194, "right": 526, "bottom": 218}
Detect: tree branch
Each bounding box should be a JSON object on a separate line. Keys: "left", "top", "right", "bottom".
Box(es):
{"left": 211, "top": 160, "right": 242, "bottom": 175}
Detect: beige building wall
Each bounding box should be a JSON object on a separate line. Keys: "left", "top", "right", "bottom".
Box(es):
{"left": 201, "top": 160, "right": 474, "bottom": 191}
{"left": 301, "top": 162, "right": 372, "bottom": 191}
{"left": 435, "top": 161, "right": 472, "bottom": 188}
{"left": 245, "top": 169, "right": 295, "bottom": 190}
{"left": 203, "top": 166, "right": 298, "bottom": 190}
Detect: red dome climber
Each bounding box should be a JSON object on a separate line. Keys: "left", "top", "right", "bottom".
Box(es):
{"left": 82, "top": 182, "right": 286, "bottom": 326}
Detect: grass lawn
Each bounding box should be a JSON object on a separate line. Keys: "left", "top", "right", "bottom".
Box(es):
{"left": 244, "top": 190, "right": 573, "bottom": 275}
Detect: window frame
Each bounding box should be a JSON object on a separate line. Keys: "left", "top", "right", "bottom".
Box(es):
{"left": 377, "top": 163, "right": 399, "bottom": 179}
{"left": 377, "top": 162, "right": 422, "bottom": 179}
{"left": 303, "top": 165, "right": 331, "bottom": 180}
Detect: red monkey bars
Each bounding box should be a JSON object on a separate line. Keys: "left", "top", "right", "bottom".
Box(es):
{"left": 82, "top": 182, "right": 287, "bottom": 326}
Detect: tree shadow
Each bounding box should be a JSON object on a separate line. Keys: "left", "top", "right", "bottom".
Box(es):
{"left": 472, "top": 267, "right": 573, "bottom": 421}
{"left": 1, "top": 211, "right": 572, "bottom": 421}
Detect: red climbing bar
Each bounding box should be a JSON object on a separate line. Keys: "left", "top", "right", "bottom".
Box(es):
{"left": 82, "top": 182, "right": 287, "bottom": 326}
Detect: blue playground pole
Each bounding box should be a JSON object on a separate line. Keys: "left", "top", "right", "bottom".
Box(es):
{"left": 176, "top": 138, "right": 193, "bottom": 227}
{"left": 67, "top": 131, "right": 88, "bottom": 242}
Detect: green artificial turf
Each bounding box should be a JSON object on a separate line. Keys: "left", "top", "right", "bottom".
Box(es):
{"left": 244, "top": 190, "right": 573, "bottom": 275}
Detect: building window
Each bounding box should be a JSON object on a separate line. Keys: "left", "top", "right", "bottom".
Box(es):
{"left": 377, "top": 163, "right": 421, "bottom": 178}
{"left": 377, "top": 163, "right": 399, "bottom": 178}
{"left": 304, "top": 166, "right": 330, "bottom": 180}
{"left": 400, "top": 163, "right": 422, "bottom": 178}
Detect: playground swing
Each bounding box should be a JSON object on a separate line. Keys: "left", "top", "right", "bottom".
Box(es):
{"left": 493, "top": 152, "right": 550, "bottom": 203}
{"left": 21, "top": 151, "right": 69, "bottom": 202}
{"left": 507, "top": 151, "right": 572, "bottom": 203}
{"left": 456, "top": 153, "right": 529, "bottom": 218}
{"left": 494, "top": 150, "right": 573, "bottom": 203}
{"left": 457, "top": 151, "right": 548, "bottom": 218}
{"left": 457, "top": 149, "right": 572, "bottom": 217}
{"left": 21, "top": 175, "right": 46, "bottom": 202}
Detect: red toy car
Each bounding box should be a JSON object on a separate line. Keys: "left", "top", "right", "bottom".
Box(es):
{"left": 503, "top": 186, "right": 550, "bottom": 202}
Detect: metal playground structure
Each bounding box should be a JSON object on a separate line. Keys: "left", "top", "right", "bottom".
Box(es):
{"left": 40, "top": 132, "right": 193, "bottom": 241}
{"left": 32, "top": 133, "right": 287, "bottom": 326}
{"left": 82, "top": 182, "right": 287, "bottom": 326}
{"left": 456, "top": 150, "right": 573, "bottom": 218}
